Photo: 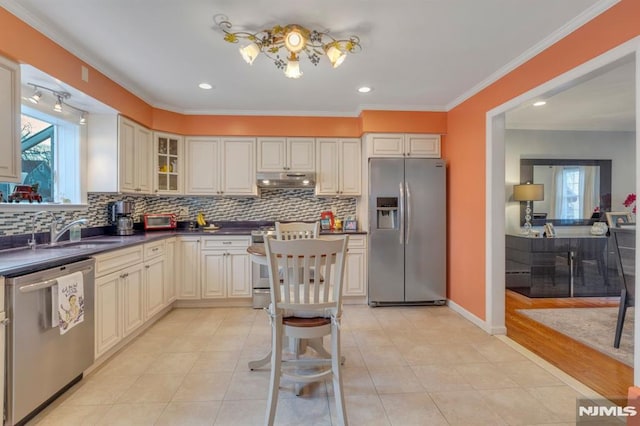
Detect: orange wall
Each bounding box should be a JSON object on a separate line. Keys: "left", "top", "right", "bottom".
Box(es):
{"left": 446, "top": 0, "right": 640, "bottom": 319}
{"left": 0, "top": 8, "right": 153, "bottom": 126}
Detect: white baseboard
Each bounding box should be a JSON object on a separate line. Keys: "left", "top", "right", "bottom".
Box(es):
{"left": 447, "top": 299, "right": 506, "bottom": 335}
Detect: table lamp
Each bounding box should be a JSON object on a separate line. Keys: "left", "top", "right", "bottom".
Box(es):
{"left": 513, "top": 182, "right": 544, "bottom": 234}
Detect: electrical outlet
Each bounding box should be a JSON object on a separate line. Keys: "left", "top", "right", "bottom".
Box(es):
{"left": 178, "top": 206, "right": 189, "bottom": 217}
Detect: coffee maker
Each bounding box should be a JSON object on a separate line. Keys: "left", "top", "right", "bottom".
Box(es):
{"left": 109, "top": 201, "right": 134, "bottom": 235}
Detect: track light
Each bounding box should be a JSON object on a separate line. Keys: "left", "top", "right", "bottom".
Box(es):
{"left": 53, "top": 96, "right": 63, "bottom": 112}
{"left": 29, "top": 88, "right": 42, "bottom": 104}
{"left": 27, "top": 82, "right": 88, "bottom": 124}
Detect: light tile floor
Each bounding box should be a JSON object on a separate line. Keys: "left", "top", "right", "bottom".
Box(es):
{"left": 30, "top": 305, "right": 601, "bottom": 425}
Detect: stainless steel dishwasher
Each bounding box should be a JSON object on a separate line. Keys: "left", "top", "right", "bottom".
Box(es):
{"left": 5, "top": 258, "right": 95, "bottom": 426}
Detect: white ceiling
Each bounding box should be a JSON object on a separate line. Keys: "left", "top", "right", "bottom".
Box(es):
{"left": 505, "top": 55, "right": 636, "bottom": 131}
{"left": 2, "top": 0, "right": 620, "bottom": 120}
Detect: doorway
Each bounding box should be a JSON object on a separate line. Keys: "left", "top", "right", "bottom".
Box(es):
{"left": 486, "top": 40, "right": 639, "bottom": 383}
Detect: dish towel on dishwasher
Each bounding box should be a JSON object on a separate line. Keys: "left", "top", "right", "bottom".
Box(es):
{"left": 56, "top": 271, "right": 85, "bottom": 335}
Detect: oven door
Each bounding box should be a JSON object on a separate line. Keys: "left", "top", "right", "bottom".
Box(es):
{"left": 251, "top": 243, "right": 271, "bottom": 308}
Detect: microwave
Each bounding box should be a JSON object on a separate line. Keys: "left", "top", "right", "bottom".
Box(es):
{"left": 143, "top": 213, "right": 177, "bottom": 230}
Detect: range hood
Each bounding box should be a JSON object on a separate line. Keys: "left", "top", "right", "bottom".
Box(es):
{"left": 256, "top": 172, "right": 316, "bottom": 188}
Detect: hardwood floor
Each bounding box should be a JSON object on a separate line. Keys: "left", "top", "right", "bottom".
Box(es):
{"left": 505, "top": 289, "right": 633, "bottom": 401}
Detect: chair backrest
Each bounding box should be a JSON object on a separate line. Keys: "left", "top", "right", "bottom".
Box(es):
{"left": 275, "top": 221, "right": 320, "bottom": 240}
{"left": 612, "top": 228, "right": 635, "bottom": 305}
{"left": 265, "top": 235, "right": 348, "bottom": 317}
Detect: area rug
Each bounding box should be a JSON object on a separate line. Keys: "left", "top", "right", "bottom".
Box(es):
{"left": 517, "top": 307, "right": 634, "bottom": 367}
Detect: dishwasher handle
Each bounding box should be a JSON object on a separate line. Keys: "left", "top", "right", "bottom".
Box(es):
{"left": 18, "top": 266, "right": 93, "bottom": 293}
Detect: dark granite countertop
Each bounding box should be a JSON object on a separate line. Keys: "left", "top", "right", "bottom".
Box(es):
{"left": 0, "top": 225, "right": 367, "bottom": 276}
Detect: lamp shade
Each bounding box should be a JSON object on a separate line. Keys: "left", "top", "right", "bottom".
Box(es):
{"left": 239, "top": 43, "right": 260, "bottom": 65}
{"left": 284, "top": 58, "right": 302, "bottom": 79}
{"left": 513, "top": 183, "right": 544, "bottom": 201}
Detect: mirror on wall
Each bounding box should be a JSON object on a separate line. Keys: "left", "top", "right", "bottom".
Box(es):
{"left": 520, "top": 159, "right": 612, "bottom": 224}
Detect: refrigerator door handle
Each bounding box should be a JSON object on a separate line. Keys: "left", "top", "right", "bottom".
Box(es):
{"left": 405, "top": 182, "right": 411, "bottom": 244}
{"left": 399, "top": 182, "right": 405, "bottom": 245}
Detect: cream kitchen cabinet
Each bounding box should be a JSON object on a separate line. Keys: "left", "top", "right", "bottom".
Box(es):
{"left": 201, "top": 237, "right": 251, "bottom": 299}
{"left": 143, "top": 240, "right": 166, "bottom": 319}
{"left": 185, "top": 137, "right": 257, "bottom": 196}
{"left": 94, "top": 245, "right": 145, "bottom": 357}
{"left": 344, "top": 235, "right": 367, "bottom": 296}
{"left": 87, "top": 115, "right": 153, "bottom": 193}
{"left": 164, "top": 237, "right": 177, "bottom": 304}
{"left": 315, "top": 138, "right": 361, "bottom": 196}
{"left": 94, "top": 261, "right": 144, "bottom": 358}
{"left": 154, "top": 132, "right": 183, "bottom": 194}
{"left": 257, "top": 137, "right": 315, "bottom": 172}
{"left": 0, "top": 56, "right": 20, "bottom": 182}
{"left": 365, "top": 133, "right": 441, "bottom": 158}
{"left": 177, "top": 236, "right": 201, "bottom": 299}
{"left": 119, "top": 116, "right": 153, "bottom": 193}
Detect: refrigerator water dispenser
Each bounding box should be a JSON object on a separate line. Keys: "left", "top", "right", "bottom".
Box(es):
{"left": 376, "top": 197, "right": 398, "bottom": 229}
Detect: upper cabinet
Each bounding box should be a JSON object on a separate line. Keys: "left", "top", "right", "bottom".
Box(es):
{"left": 0, "top": 56, "right": 21, "bottom": 182}
{"left": 119, "top": 117, "right": 153, "bottom": 194}
{"left": 154, "top": 132, "right": 183, "bottom": 195}
{"left": 185, "top": 137, "right": 257, "bottom": 196}
{"left": 257, "top": 137, "right": 315, "bottom": 172}
{"left": 316, "top": 138, "right": 361, "bottom": 197}
{"left": 366, "top": 133, "right": 441, "bottom": 158}
{"left": 87, "top": 115, "right": 152, "bottom": 193}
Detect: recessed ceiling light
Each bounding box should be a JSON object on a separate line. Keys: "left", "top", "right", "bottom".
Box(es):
{"left": 358, "top": 86, "right": 372, "bottom": 93}
{"left": 533, "top": 100, "right": 546, "bottom": 107}
{"left": 199, "top": 83, "right": 213, "bottom": 90}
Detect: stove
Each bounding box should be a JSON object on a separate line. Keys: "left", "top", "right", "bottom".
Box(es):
{"left": 250, "top": 226, "right": 275, "bottom": 243}
{"left": 250, "top": 226, "right": 274, "bottom": 309}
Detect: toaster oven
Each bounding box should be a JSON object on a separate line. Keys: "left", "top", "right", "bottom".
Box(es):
{"left": 143, "top": 213, "right": 177, "bottom": 230}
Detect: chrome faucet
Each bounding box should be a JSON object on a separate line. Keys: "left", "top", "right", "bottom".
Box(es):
{"left": 28, "top": 211, "right": 52, "bottom": 250}
{"left": 50, "top": 217, "right": 88, "bottom": 245}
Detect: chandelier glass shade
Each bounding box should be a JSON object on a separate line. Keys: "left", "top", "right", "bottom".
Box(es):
{"left": 219, "top": 20, "right": 361, "bottom": 78}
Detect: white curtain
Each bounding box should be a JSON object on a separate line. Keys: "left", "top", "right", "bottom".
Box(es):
{"left": 550, "top": 167, "right": 561, "bottom": 218}
{"left": 582, "top": 166, "right": 598, "bottom": 217}
{"left": 550, "top": 166, "right": 599, "bottom": 219}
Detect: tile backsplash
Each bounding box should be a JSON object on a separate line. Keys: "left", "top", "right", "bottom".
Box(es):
{"left": 0, "top": 189, "right": 357, "bottom": 236}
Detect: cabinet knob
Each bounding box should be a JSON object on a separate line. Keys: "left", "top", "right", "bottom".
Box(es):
{"left": 145, "top": 265, "right": 150, "bottom": 269}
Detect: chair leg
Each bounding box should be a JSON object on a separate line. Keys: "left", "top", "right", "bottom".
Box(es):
{"left": 265, "top": 316, "right": 283, "bottom": 426}
{"left": 614, "top": 289, "right": 628, "bottom": 349}
{"left": 331, "top": 324, "right": 348, "bottom": 426}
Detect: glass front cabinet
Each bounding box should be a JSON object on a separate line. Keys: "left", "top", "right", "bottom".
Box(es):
{"left": 154, "top": 132, "right": 183, "bottom": 194}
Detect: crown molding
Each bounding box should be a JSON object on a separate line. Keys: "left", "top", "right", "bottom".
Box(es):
{"left": 445, "top": 0, "right": 621, "bottom": 111}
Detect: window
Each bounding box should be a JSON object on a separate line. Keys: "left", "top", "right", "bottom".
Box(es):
{"left": 0, "top": 105, "right": 83, "bottom": 206}
{"left": 551, "top": 165, "right": 600, "bottom": 220}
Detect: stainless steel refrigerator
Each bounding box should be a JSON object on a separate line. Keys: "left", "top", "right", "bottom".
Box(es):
{"left": 368, "top": 158, "right": 446, "bottom": 306}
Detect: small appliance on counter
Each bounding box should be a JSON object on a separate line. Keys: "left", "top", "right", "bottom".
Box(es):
{"left": 108, "top": 201, "right": 134, "bottom": 235}
{"left": 320, "top": 211, "right": 335, "bottom": 230}
{"left": 143, "top": 213, "right": 177, "bottom": 230}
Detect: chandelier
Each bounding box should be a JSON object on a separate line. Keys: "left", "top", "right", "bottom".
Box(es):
{"left": 219, "top": 20, "right": 361, "bottom": 79}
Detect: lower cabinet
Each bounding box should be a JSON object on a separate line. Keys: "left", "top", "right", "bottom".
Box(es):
{"left": 201, "top": 236, "right": 251, "bottom": 299}
{"left": 95, "top": 262, "right": 145, "bottom": 357}
{"left": 177, "top": 236, "right": 201, "bottom": 299}
{"left": 344, "top": 235, "right": 367, "bottom": 297}
{"left": 94, "top": 241, "right": 170, "bottom": 358}
{"left": 144, "top": 255, "right": 166, "bottom": 319}
{"left": 176, "top": 236, "right": 251, "bottom": 301}
{"left": 202, "top": 249, "right": 251, "bottom": 299}
{"left": 164, "top": 237, "right": 177, "bottom": 304}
